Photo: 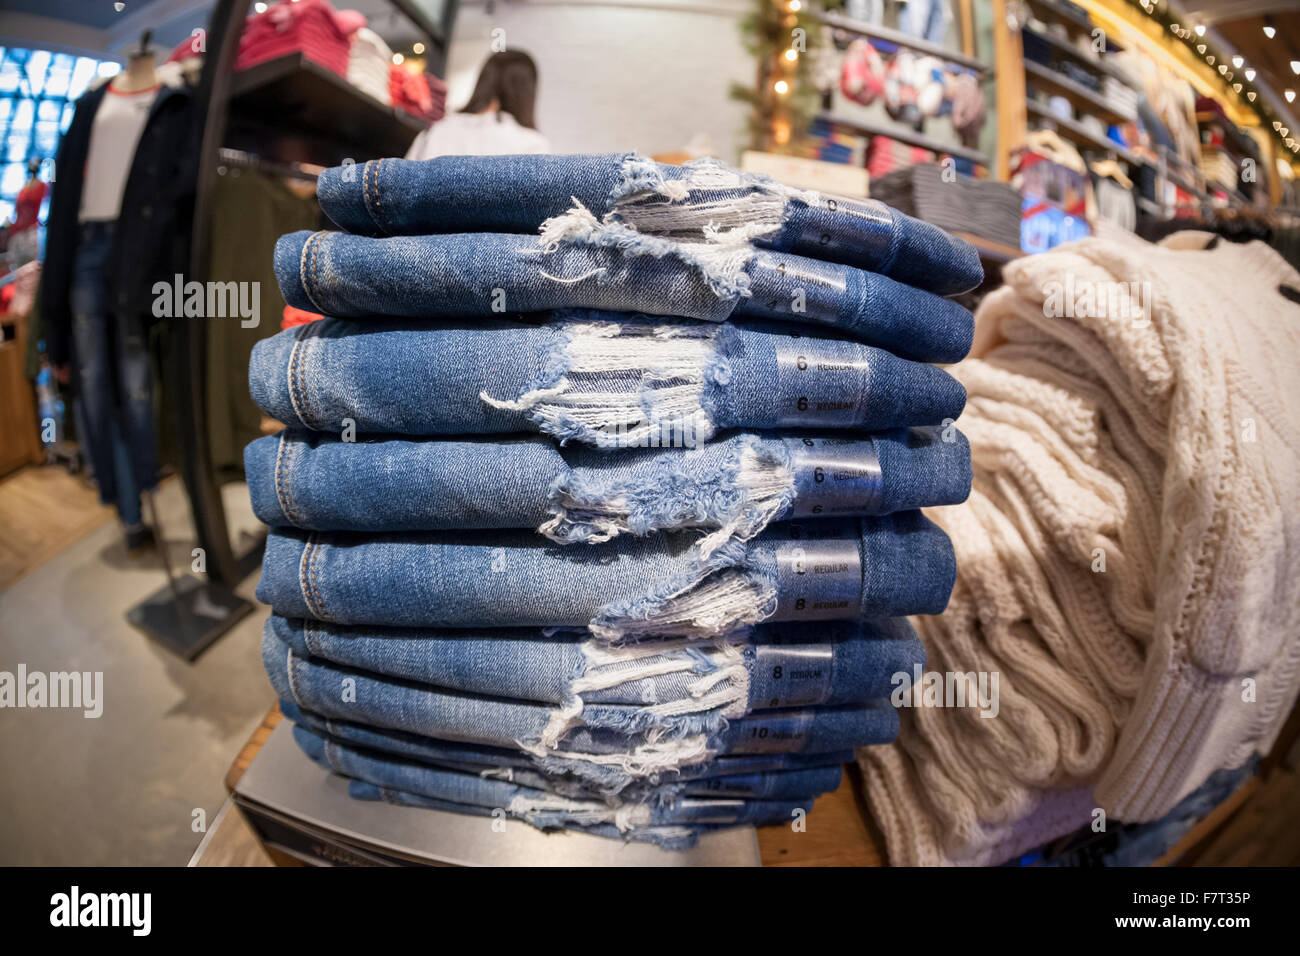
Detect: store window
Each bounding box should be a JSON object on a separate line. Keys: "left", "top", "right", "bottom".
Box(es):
{"left": 0, "top": 46, "right": 120, "bottom": 223}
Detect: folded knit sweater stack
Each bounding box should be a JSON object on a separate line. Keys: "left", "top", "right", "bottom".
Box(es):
{"left": 861, "top": 230, "right": 1300, "bottom": 865}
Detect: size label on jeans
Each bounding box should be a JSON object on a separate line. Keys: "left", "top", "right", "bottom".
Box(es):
{"left": 730, "top": 710, "right": 816, "bottom": 754}
{"left": 749, "top": 644, "right": 835, "bottom": 709}
{"left": 786, "top": 195, "right": 894, "bottom": 265}
{"left": 774, "top": 342, "right": 869, "bottom": 427}
{"left": 785, "top": 436, "right": 883, "bottom": 516}
{"left": 747, "top": 250, "right": 849, "bottom": 328}
{"left": 769, "top": 539, "right": 862, "bottom": 621}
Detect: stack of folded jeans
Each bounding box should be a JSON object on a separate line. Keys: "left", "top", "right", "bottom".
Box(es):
{"left": 247, "top": 153, "right": 981, "bottom": 850}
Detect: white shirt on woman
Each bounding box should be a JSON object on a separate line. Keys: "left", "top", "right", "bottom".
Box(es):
{"left": 405, "top": 110, "right": 551, "bottom": 160}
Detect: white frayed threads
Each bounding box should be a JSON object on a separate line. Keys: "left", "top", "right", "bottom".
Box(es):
{"left": 593, "top": 569, "right": 775, "bottom": 642}
{"left": 522, "top": 733, "right": 716, "bottom": 778}
{"left": 611, "top": 155, "right": 820, "bottom": 248}
{"left": 696, "top": 445, "right": 793, "bottom": 559}
{"left": 480, "top": 322, "right": 720, "bottom": 447}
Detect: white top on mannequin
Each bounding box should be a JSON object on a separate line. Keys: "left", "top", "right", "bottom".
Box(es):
{"left": 405, "top": 110, "right": 551, "bottom": 161}
{"left": 78, "top": 55, "right": 161, "bottom": 223}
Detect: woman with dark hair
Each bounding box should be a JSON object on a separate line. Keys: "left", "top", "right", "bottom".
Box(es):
{"left": 406, "top": 50, "right": 550, "bottom": 159}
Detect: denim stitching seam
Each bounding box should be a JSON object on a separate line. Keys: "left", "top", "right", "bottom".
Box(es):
{"left": 363, "top": 160, "right": 392, "bottom": 235}
{"left": 272, "top": 431, "right": 301, "bottom": 527}
{"left": 284, "top": 648, "right": 305, "bottom": 708}
{"left": 285, "top": 325, "right": 312, "bottom": 429}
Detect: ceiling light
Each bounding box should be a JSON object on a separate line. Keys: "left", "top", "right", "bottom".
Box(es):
{"left": 254, "top": 1, "right": 266, "bottom": 10}
{"left": 785, "top": 49, "right": 798, "bottom": 61}
{"left": 1247, "top": 91, "right": 1256, "bottom": 101}
{"left": 1282, "top": 128, "right": 1290, "bottom": 137}
{"left": 1263, "top": 26, "right": 1275, "bottom": 39}
{"left": 392, "top": 53, "right": 404, "bottom": 64}
{"left": 1245, "top": 69, "right": 1256, "bottom": 81}
{"left": 1292, "top": 61, "right": 1300, "bottom": 74}
{"left": 1207, "top": 56, "right": 1215, "bottom": 65}
{"left": 1219, "top": 64, "right": 1227, "bottom": 74}
{"left": 774, "top": 80, "right": 789, "bottom": 94}
{"left": 1232, "top": 56, "right": 1243, "bottom": 68}
{"left": 1195, "top": 25, "right": 1205, "bottom": 36}
{"left": 114, "top": 1, "right": 125, "bottom": 10}
{"left": 1197, "top": 44, "right": 1207, "bottom": 54}
{"left": 1170, "top": 22, "right": 1179, "bottom": 32}
{"left": 1288, "top": 90, "right": 1297, "bottom": 103}
{"left": 413, "top": 42, "right": 425, "bottom": 54}
{"left": 1233, "top": 83, "right": 1242, "bottom": 93}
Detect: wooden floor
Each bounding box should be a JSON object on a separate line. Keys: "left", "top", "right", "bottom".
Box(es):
{"left": 0, "top": 465, "right": 112, "bottom": 592}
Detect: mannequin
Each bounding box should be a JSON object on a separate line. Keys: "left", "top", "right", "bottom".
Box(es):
{"left": 63, "top": 29, "right": 165, "bottom": 552}
{"left": 114, "top": 32, "right": 159, "bottom": 93}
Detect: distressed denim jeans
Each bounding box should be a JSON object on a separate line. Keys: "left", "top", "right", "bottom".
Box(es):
{"left": 314, "top": 153, "right": 983, "bottom": 297}
{"left": 275, "top": 228, "right": 973, "bottom": 363}
{"left": 264, "top": 629, "right": 898, "bottom": 784}
{"left": 249, "top": 317, "right": 967, "bottom": 448}
{"left": 256, "top": 513, "right": 956, "bottom": 638}
{"left": 294, "top": 722, "right": 843, "bottom": 804}
{"left": 266, "top": 614, "right": 923, "bottom": 711}
{"left": 246, "top": 426, "right": 971, "bottom": 543}
{"left": 292, "top": 723, "right": 827, "bottom": 847}
{"left": 281, "top": 700, "right": 853, "bottom": 788}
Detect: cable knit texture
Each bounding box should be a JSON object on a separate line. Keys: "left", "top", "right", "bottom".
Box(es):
{"left": 859, "top": 232, "right": 1300, "bottom": 866}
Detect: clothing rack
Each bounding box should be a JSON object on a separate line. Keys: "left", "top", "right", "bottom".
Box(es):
{"left": 216, "top": 147, "right": 322, "bottom": 181}
{"left": 128, "top": 0, "right": 457, "bottom": 658}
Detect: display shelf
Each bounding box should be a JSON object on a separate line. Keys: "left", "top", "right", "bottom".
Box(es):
{"left": 1026, "top": 100, "right": 1139, "bottom": 163}
{"left": 1025, "top": 0, "right": 1123, "bottom": 52}
{"left": 1024, "top": 60, "right": 1132, "bottom": 126}
{"left": 229, "top": 53, "right": 424, "bottom": 159}
{"left": 816, "top": 10, "right": 987, "bottom": 73}
{"left": 818, "top": 113, "right": 989, "bottom": 165}
{"left": 952, "top": 231, "right": 1023, "bottom": 264}
{"left": 1021, "top": 24, "right": 1127, "bottom": 83}
{"left": 1196, "top": 111, "right": 1258, "bottom": 160}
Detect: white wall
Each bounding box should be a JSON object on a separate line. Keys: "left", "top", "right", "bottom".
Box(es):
{"left": 445, "top": 0, "right": 755, "bottom": 161}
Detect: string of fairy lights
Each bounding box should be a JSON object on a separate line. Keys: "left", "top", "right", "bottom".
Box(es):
{"left": 1134, "top": 0, "right": 1298, "bottom": 159}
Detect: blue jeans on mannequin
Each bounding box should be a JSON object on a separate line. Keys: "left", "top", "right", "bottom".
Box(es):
{"left": 70, "top": 220, "right": 157, "bottom": 538}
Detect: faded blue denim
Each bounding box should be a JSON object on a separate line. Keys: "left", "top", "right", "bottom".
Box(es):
{"left": 246, "top": 427, "right": 971, "bottom": 539}
{"left": 266, "top": 615, "right": 923, "bottom": 709}
{"left": 314, "top": 153, "right": 983, "bottom": 296}
{"left": 255, "top": 514, "right": 956, "bottom": 637}
{"left": 293, "top": 722, "right": 843, "bottom": 804}
{"left": 292, "top": 723, "right": 823, "bottom": 847}
{"left": 249, "top": 317, "right": 967, "bottom": 447}
{"left": 264, "top": 630, "right": 899, "bottom": 762}
{"left": 344, "top": 779, "right": 728, "bottom": 850}
{"left": 275, "top": 229, "right": 973, "bottom": 363}
{"left": 281, "top": 700, "right": 853, "bottom": 785}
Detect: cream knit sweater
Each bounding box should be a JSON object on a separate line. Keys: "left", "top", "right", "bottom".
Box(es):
{"left": 860, "top": 231, "right": 1300, "bottom": 866}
